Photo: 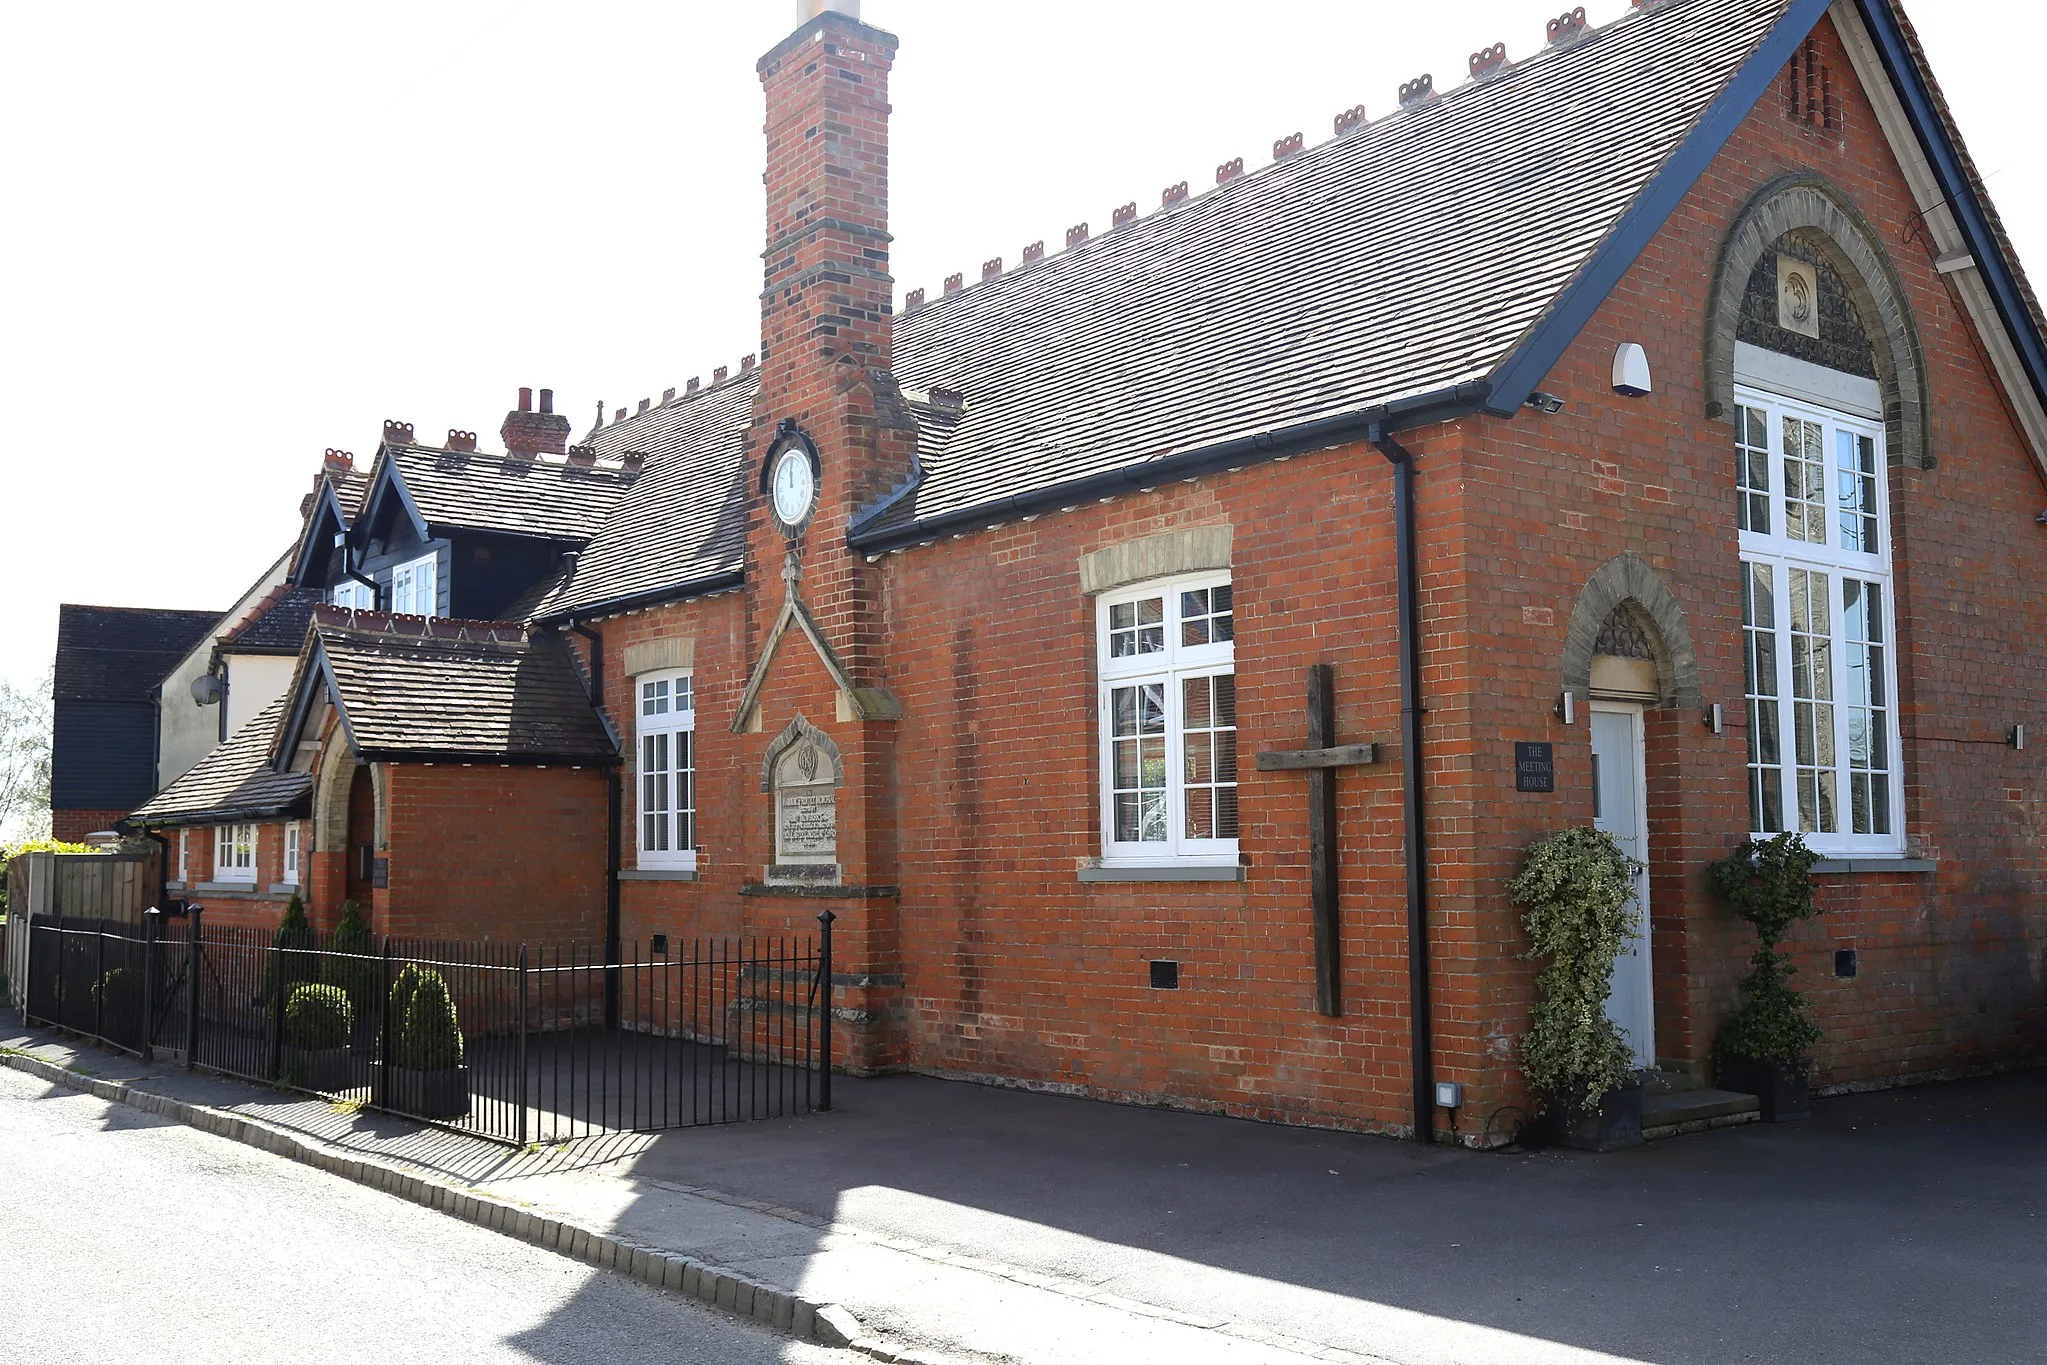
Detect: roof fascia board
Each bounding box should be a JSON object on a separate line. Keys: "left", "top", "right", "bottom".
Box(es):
{"left": 1481, "top": 0, "right": 1838, "bottom": 416}
{"left": 275, "top": 640, "right": 352, "bottom": 772}
{"left": 356, "top": 749, "right": 618, "bottom": 767}
{"left": 537, "top": 570, "right": 746, "bottom": 628}
{"left": 846, "top": 381, "right": 1491, "bottom": 556}
{"left": 359, "top": 448, "right": 432, "bottom": 547}
{"left": 1847, "top": 0, "right": 2047, "bottom": 459}
{"left": 289, "top": 484, "right": 348, "bottom": 587}
{"left": 130, "top": 792, "right": 312, "bottom": 830}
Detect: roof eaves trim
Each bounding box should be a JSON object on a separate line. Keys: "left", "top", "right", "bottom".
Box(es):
{"left": 536, "top": 570, "right": 746, "bottom": 628}
{"left": 359, "top": 448, "right": 432, "bottom": 546}
{"left": 126, "top": 790, "right": 312, "bottom": 831}
{"left": 355, "top": 748, "right": 619, "bottom": 767}
{"left": 1482, "top": 0, "right": 1838, "bottom": 415}
{"left": 290, "top": 483, "right": 349, "bottom": 588}
{"left": 276, "top": 639, "right": 353, "bottom": 772}
{"left": 846, "top": 381, "right": 1491, "bottom": 555}
{"left": 1852, "top": 0, "right": 2047, "bottom": 417}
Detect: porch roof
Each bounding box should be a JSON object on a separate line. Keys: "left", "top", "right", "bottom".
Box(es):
{"left": 126, "top": 695, "right": 310, "bottom": 828}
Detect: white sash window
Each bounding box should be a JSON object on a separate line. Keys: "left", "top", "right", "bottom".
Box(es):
{"left": 214, "top": 823, "right": 257, "bottom": 883}
{"left": 331, "top": 580, "right": 375, "bottom": 610}
{"left": 1736, "top": 385, "right": 1902, "bottom": 854}
{"left": 637, "top": 670, "right": 696, "bottom": 871}
{"left": 283, "top": 823, "right": 301, "bottom": 885}
{"left": 390, "top": 553, "right": 439, "bottom": 618}
{"left": 1097, "top": 573, "right": 1238, "bottom": 867}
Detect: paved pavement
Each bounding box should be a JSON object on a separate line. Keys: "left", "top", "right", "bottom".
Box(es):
{"left": 7, "top": 1012, "right": 2046, "bottom": 1364}
{"left": 0, "top": 1065, "right": 841, "bottom": 1365}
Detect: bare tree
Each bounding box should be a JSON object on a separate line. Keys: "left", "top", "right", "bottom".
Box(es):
{"left": 0, "top": 669, "right": 53, "bottom": 843}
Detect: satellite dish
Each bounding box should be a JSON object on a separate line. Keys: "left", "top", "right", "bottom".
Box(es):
{"left": 189, "top": 674, "right": 223, "bottom": 706}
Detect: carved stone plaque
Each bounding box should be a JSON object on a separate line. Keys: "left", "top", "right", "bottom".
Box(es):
{"left": 769, "top": 728, "right": 841, "bottom": 881}
{"left": 778, "top": 789, "right": 837, "bottom": 858}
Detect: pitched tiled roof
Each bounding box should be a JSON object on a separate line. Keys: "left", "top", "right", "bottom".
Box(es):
{"left": 127, "top": 695, "right": 310, "bottom": 827}
{"left": 217, "top": 585, "right": 321, "bottom": 655}
{"left": 864, "top": 0, "right": 1792, "bottom": 536}
{"left": 331, "top": 468, "right": 371, "bottom": 519}
{"left": 533, "top": 0, "right": 1795, "bottom": 613}
{"left": 311, "top": 608, "right": 615, "bottom": 762}
{"left": 531, "top": 376, "right": 756, "bottom": 618}
{"left": 383, "top": 443, "right": 630, "bottom": 542}
{"left": 54, "top": 604, "right": 226, "bottom": 703}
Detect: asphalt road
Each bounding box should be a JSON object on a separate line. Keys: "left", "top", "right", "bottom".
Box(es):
{"left": 0, "top": 1066, "right": 843, "bottom": 1365}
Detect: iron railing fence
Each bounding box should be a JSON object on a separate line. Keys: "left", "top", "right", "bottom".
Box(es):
{"left": 23, "top": 910, "right": 831, "bottom": 1146}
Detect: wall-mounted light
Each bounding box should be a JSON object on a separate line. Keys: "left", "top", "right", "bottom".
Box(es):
{"left": 1526, "top": 391, "right": 1566, "bottom": 415}
{"left": 1705, "top": 703, "right": 1724, "bottom": 734}
{"left": 1556, "top": 691, "right": 1576, "bottom": 725}
{"left": 2012, "top": 724, "right": 2027, "bottom": 751}
{"left": 1612, "top": 342, "right": 1653, "bottom": 397}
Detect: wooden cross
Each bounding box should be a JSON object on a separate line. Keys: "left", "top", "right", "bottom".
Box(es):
{"left": 1254, "top": 664, "right": 1377, "bottom": 1017}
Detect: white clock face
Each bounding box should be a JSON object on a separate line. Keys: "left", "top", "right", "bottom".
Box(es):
{"left": 771, "top": 446, "right": 815, "bottom": 527}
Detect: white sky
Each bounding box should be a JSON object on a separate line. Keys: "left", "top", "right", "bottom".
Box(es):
{"left": 3, "top": 1, "right": 2040, "bottom": 694}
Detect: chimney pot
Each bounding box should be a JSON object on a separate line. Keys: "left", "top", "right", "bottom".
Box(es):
{"left": 1273, "top": 132, "right": 1305, "bottom": 161}
{"left": 1112, "top": 202, "right": 1138, "bottom": 229}
{"left": 1066, "top": 223, "right": 1090, "bottom": 248}
{"left": 1216, "top": 157, "right": 1245, "bottom": 185}
{"left": 1469, "top": 43, "right": 1508, "bottom": 79}
{"left": 538, "top": 388, "right": 554, "bottom": 414}
{"left": 502, "top": 388, "right": 572, "bottom": 456}
{"left": 518, "top": 387, "right": 533, "bottom": 413}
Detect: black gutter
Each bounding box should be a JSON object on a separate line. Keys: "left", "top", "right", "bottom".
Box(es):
{"left": 1367, "top": 423, "right": 1436, "bottom": 1147}
{"left": 355, "top": 749, "right": 619, "bottom": 767}
{"left": 127, "top": 799, "right": 310, "bottom": 830}
{"left": 532, "top": 568, "right": 745, "bottom": 630}
{"left": 846, "top": 382, "right": 1493, "bottom": 556}
{"left": 570, "top": 621, "right": 624, "bottom": 1031}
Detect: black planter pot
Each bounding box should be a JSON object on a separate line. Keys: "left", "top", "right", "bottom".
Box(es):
{"left": 376, "top": 1063, "right": 471, "bottom": 1120}
{"left": 1549, "top": 1080, "right": 1645, "bottom": 1152}
{"left": 281, "top": 1045, "right": 353, "bottom": 1093}
{"left": 1716, "top": 1055, "right": 1812, "bottom": 1121}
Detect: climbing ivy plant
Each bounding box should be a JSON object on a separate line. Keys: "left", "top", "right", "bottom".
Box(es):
{"left": 1512, "top": 827, "right": 1642, "bottom": 1113}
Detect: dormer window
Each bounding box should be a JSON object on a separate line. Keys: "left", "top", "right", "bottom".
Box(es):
{"left": 391, "top": 553, "right": 439, "bottom": 618}
{"left": 332, "top": 581, "right": 374, "bottom": 610}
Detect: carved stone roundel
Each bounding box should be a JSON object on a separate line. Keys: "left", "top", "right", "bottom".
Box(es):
{"left": 798, "top": 743, "right": 819, "bottom": 782}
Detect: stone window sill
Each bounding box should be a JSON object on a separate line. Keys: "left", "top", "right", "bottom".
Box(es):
{"left": 1810, "top": 857, "right": 1937, "bottom": 875}
{"left": 189, "top": 882, "right": 290, "bottom": 900}
{"left": 619, "top": 869, "right": 698, "bottom": 883}
{"left": 1079, "top": 864, "right": 1247, "bottom": 883}
{"left": 267, "top": 883, "right": 301, "bottom": 896}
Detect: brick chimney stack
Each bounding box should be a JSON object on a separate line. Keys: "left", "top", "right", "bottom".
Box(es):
{"left": 500, "top": 385, "right": 571, "bottom": 458}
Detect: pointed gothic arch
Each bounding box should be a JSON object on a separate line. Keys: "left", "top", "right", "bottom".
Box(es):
{"left": 759, "top": 715, "right": 844, "bottom": 792}
{"left": 1704, "top": 171, "right": 1932, "bottom": 469}
{"left": 1562, "top": 553, "right": 1700, "bottom": 711}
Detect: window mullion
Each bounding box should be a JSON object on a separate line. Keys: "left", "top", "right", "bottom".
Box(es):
{"left": 1165, "top": 665, "right": 1185, "bottom": 860}
{"left": 1773, "top": 560, "right": 1798, "bottom": 838}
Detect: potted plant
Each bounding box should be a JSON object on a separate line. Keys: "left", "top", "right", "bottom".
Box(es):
{"left": 1512, "top": 827, "right": 1645, "bottom": 1151}
{"left": 1707, "top": 832, "right": 1824, "bottom": 1120}
{"left": 377, "top": 963, "right": 469, "bottom": 1120}
{"left": 282, "top": 982, "right": 354, "bottom": 1091}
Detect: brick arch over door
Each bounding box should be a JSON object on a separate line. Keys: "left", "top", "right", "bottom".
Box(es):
{"left": 1704, "top": 171, "right": 1933, "bottom": 469}
{"left": 1562, "top": 552, "right": 1700, "bottom": 710}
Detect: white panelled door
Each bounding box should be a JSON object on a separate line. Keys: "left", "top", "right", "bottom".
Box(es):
{"left": 1590, "top": 703, "right": 1655, "bottom": 1069}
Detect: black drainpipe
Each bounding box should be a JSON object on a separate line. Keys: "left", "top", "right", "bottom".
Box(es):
{"left": 1369, "top": 422, "right": 1436, "bottom": 1146}
{"left": 570, "top": 618, "right": 622, "bottom": 1030}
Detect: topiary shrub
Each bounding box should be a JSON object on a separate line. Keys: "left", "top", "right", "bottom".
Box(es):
{"left": 264, "top": 893, "right": 320, "bottom": 1003}
{"left": 386, "top": 963, "right": 464, "bottom": 1071}
{"left": 285, "top": 982, "right": 352, "bottom": 1051}
{"left": 320, "top": 899, "right": 376, "bottom": 1014}
{"left": 1512, "top": 827, "right": 1643, "bottom": 1114}
{"left": 1708, "top": 833, "right": 1824, "bottom": 1067}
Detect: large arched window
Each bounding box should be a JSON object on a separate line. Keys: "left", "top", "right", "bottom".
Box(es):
{"left": 1735, "top": 355, "right": 1902, "bottom": 853}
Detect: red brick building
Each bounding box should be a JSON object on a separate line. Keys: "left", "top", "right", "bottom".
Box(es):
{"left": 139, "top": 0, "right": 2047, "bottom": 1143}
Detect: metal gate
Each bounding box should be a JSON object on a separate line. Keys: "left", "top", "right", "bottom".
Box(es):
{"left": 22, "top": 910, "right": 833, "bottom": 1146}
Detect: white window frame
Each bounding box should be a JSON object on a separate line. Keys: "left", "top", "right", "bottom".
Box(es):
{"left": 213, "top": 823, "right": 257, "bottom": 884}
{"left": 282, "top": 823, "right": 301, "bottom": 885}
{"left": 390, "top": 552, "right": 439, "bottom": 618}
{"left": 1735, "top": 384, "right": 1904, "bottom": 856}
{"left": 176, "top": 829, "right": 189, "bottom": 884}
{"left": 635, "top": 669, "right": 697, "bottom": 871}
{"left": 1096, "top": 571, "right": 1238, "bottom": 868}
{"left": 331, "top": 580, "right": 375, "bottom": 610}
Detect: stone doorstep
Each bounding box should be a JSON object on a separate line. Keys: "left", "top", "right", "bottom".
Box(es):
{"left": 0, "top": 1051, "right": 964, "bottom": 1365}
{"left": 1642, "top": 1086, "right": 1761, "bottom": 1140}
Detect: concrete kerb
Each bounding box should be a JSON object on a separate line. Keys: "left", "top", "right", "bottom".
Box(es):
{"left": 0, "top": 1051, "right": 871, "bottom": 1356}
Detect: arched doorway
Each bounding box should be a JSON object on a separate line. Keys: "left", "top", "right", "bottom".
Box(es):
{"left": 345, "top": 766, "right": 376, "bottom": 912}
